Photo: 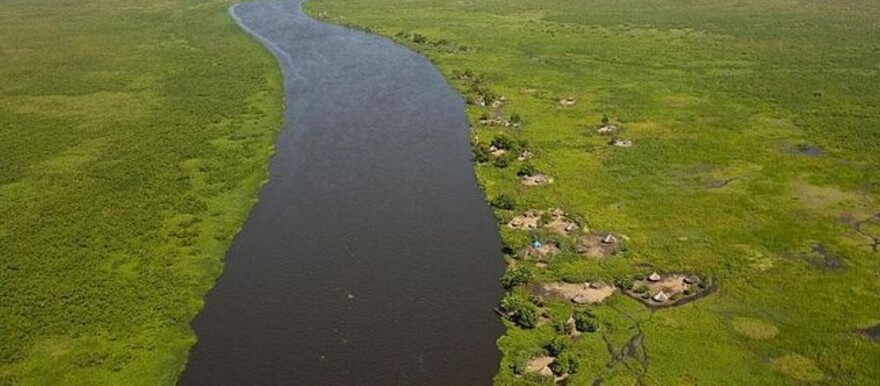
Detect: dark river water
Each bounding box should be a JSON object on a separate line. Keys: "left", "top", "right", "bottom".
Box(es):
{"left": 177, "top": 0, "right": 504, "bottom": 384}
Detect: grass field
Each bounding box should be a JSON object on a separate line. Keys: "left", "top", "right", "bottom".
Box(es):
{"left": 306, "top": 0, "right": 880, "bottom": 384}
{"left": 0, "top": 1, "right": 280, "bottom": 384}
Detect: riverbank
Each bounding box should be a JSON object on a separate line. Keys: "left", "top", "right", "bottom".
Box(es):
{"left": 178, "top": 1, "right": 504, "bottom": 384}
{"left": 0, "top": 1, "right": 282, "bottom": 384}
{"left": 306, "top": 0, "right": 880, "bottom": 384}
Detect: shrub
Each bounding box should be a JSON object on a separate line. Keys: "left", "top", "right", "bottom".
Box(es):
{"left": 510, "top": 113, "right": 522, "bottom": 124}
{"left": 472, "top": 144, "right": 489, "bottom": 163}
{"left": 614, "top": 277, "right": 634, "bottom": 290}
{"left": 574, "top": 311, "right": 598, "bottom": 332}
{"left": 490, "top": 135, "right": 513, "bottom": 150}
{"left": 411, "top": 33, "right": 427, "bottom": 44}
{"left": 550, "top": 353, "right": 580, "bottom": 375}
{"left": 493, "top": 157, "right": 509, "bottom": 168}
{"left": 500, "top": 293, "right": 538, "bottom": 328}
{"left": 544, "top": 336, "right": 569, "bottom": 356}
{"left": 528, "top": 294, "right": 545, "bottom": 307}
{"left": 553, "top": 319, "right": 574, "bottom": 335}
{"left": 517, "top": 163, "right": 537, "bottom": 177}
{"left": 489, "top": 194, "right": 515, "bottom": 210}
{"left": 500, "top": 266, "right": 533, "bottom": 289}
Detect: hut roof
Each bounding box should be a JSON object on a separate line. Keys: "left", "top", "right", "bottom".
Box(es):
{"left": 602, "top": 234, "right": 618, "bottom": 244}
{"left": 652, "top": 291, "right": 669, "bottom": 302}
{"left": 539, "top": 366, "right": 554, "bottom": 377}
{"left": 648, "top": 272, "right": 661, "bottom": 282}
{"left": 684, "top": 275, "right": 701, "bottom": 285}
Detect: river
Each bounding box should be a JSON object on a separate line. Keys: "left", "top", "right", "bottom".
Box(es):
{"left": 177, "top": 0, "right": 504, "bottom": 384}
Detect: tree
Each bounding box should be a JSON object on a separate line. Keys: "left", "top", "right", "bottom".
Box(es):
{"left": 614, "top": 277, "right": 634, "bottom": 290}
{"left": 545, "top": 336, "right": 569, "bottom": 356}
{"left": 491, "top": 135, "right": 513, "bottom": 150}
{"left": 517, "top": 163, "right": 537, "bottom": 177}
{"left": 574, "top": 311, "right": 598, "bottom": 333}
{"left": 472, "top": 144, "right": 489, "bottom": 163}
{"left": 500, "top": 266, "right": 533, "bottom": 289}
{"left": 550, "top": 352, "right": 580, "bottom": 375}
{"left": 500, "top": 293, "right": 538, "bottom": 328}
{"left": 489, "top": 194, "right": 515, "bottom": 210}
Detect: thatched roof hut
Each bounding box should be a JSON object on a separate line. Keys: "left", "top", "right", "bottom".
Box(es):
{"left": 648, "top": 272, "right": 661, "bottom": 282}
{"left": 602, "top": 234, "right": 618, "bottom": 244}
{"left": 652, "top": 291, "right": 669, "bottom": 302}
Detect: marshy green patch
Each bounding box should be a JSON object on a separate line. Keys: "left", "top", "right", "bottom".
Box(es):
{"left": 731, "top": 317, "right": 780, "bottom": 341}
{"left": 309, "top": 0, "right": 880, "bottom": 383}
{"left": 771, "top": 354, "right": 825, "bottom": 382}
{"left": 0, "top": 0, "right": 281, "bottom": 384}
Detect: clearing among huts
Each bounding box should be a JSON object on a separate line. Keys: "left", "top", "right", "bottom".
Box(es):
{"left": 520, "top": 240, "right": 560, "bottom": 260}
{"left": 507, "top": 208, "right": 580, "bottom": 236}
{"left": 576, "top": 231, "right": 622, "bottom": 259}
{"left": 625, "top": 272, "right": 712, "bottom": 308}
{"left": 532, "top": 281, "right": 616, "bottom": 305}
{"left": 507, "top": 210, "right": 541, "bottom": 230}
{"left": 520, "top": 173, "right": 553, "bottom": 186}
{"left": 526, "top": 356, "right": 555, "bottom": 376}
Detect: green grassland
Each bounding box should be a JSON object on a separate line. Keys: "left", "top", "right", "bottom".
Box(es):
{"left": 306, "top": 0, "right": 880, "bottom": 384}
{"left": 0, "top": 0, "right": 281, "bottom": 384}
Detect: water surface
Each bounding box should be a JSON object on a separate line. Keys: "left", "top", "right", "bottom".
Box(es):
{"left": 178, "top": 0, "right": 504, "bottom": 384}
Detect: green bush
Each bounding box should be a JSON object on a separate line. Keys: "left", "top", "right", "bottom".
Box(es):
{"left": 553, "top": 319, "right": 574, "bottom": 335}
{"left": 472, "top": 144, "right": 490, "bottom": 163}
{"left": 614, "top": 277, "right": 634, "bottom": 290}
{"left": 574, "top": 311, "right": 598, "bottom": 333}
{"left": 510, "top": 113, "right": 522, "bottom": 124}
{"left": 500, "top": 293, "right": 538, "bottom": 329}
{"left": 500, "top": 266, "right": 533, "bottom": 289}
{"left": 490, "top": 194, "right": 515, "bottom": 210}
{"left": 490, "top": 135, "right": 513, "bottom": 150}
{"left": 544, "top": 336, "right": 569, "bottom": 356}
{"left": 517, "top": 163, "right": 537, "bottom": 177}
{"left": 550, "top": 352, "right": 580, "bottom": 375}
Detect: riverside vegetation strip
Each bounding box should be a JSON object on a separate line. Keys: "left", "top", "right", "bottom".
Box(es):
{"left": 306, "top": 0, "right": 880, "bottom": 385}
{"left": 0, "top": 1, "right": 281, "bottom": 384}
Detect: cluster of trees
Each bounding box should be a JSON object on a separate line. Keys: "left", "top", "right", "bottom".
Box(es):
{"left": 543, "top": 337, "right": 581, "bottom": 376}
{"left": 489, "top": 194, "right": 515, "bottom": 210}
{"left": 499, "top": 293, "right": 539, "bottom": 329}
{"left": 472, "top": 135, "right": 529, "bottom": 169}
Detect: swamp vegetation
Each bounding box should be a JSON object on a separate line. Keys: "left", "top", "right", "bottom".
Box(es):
{"left": 307, "top": 0, "right": 880, "bottom": 384}
{"left": 0, "top": 1, "right": 280, "bottom": 384}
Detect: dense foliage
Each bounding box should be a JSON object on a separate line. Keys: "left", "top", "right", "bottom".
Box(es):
{"left": 0, "top": 1, "right": 281, "bottom": 384}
